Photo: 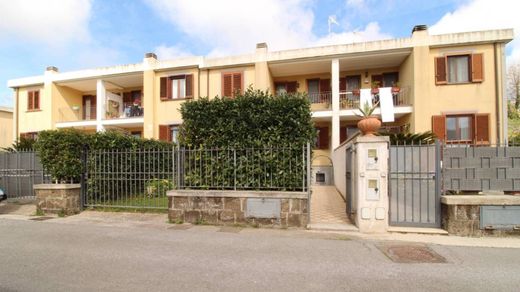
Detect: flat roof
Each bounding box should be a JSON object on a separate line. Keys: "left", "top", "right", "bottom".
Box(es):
{"left": 7, "top": 28, "right": 514, "bottom": 88}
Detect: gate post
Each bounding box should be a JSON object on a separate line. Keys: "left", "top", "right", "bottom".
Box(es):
{"left": 79, "top": 146, "right": 87, "bottom": 210}
{"left": 352, "top": 135, "right": 390, "bottom": 233}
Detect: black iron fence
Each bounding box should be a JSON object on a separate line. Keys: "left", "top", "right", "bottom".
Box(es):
{"left": 84, "top": 145, "right": 311, "bottom": 209}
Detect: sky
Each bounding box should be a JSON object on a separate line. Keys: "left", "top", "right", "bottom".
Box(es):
{"left": 0, "top": 0, "right": 519, "bottom": 107}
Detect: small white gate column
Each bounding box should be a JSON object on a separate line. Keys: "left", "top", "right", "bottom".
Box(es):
{"left": 96, "top": 79, "right": 106, "bottom": 132}
{"left": 353, "top": 135, "right": 389, "bottom": 233}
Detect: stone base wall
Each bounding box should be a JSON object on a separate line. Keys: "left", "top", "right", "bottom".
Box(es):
{"left": 442, "top": 204, "right": 520, "bottom": 237}
{"left": 168, "top": 190, "right": 308, "bottom": 228}
{"left": 34, "top": 184, "right": 81, "bottom": 215}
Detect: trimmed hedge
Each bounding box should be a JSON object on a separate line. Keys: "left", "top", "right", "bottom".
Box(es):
{"left": 34, "top": 129, "right": 171, "bottom": 183}
{"left": 179, "top": 88, "right": 315, "bottom": 148}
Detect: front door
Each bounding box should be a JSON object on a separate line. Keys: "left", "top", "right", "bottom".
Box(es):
{"left": 83, "top": 95, "right": 96, "bottom": 120}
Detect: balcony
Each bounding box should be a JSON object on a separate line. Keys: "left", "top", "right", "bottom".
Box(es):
{"left": 58, "top": 105, "right": 96, "bottom": 123}
{"left": 308, "top": 92, "right": 332, "bottom": 111}
{"left": 308, "top": 87, "right": 411, "bottom": 111}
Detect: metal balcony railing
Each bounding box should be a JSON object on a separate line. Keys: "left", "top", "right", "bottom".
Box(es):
{"left": 339, "top": 87, "right": 411, "bottom": 109}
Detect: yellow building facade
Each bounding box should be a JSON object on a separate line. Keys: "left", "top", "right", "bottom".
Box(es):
{"left": 7, "top": 26, "right": 513, "bottom": 180}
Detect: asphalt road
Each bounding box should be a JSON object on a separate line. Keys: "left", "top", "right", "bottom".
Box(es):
{"left": 1, "top": 218, "right": 519, "bottom": 292}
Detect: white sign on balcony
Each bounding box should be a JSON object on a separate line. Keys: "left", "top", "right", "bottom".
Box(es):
{"left": 379, "top": 87, "right": 395, "bottom": 123}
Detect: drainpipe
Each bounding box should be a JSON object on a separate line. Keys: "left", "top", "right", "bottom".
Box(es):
{"left": 494, "top": 43, "right": 503, "bottom": 145}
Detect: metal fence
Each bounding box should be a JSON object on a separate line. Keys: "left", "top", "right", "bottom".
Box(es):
{"left": 389, "top": 141, "right": 441, "bottom": 227}
{"left": 0, "top": 151, "right": 51, "bottom": 199}
{"left": 443, "top": 144, "right": 520, "bottom": 192}
{"left": 84, "top": 145, "right": 311, "bottom": 209}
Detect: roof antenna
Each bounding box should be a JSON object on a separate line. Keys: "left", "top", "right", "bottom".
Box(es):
{"left": 328, "top": 15, "right": 339, "bottom": 34}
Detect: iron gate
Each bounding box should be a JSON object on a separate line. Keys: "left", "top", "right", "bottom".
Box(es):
{"left": 388, "top": 142, "right": 441, "bottom": 227}
{"left": 0, "top": 151, "right": 50, "bottom": 199}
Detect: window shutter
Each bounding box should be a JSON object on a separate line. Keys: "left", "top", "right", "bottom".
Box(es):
{"left": 432, "top": 115, "right": 446, "bottom": 141}
{"left": 222, "top": 73, "right": 232, "bottom": 97}
{"left": 471, "top": 53, "right": 484, "bottom": 83}
{"left": 27, "top": 91, "right": 33, "bottom": 110}
{"left": 232, "top": 73, "right": 242, "bottom": 97}
{"left": 319, "top": 127, "right": 329, "bottom": 149}
{"left": 159, "top": 125, "right": 171, "bottom": 142}
{"left": 474, "top": 113, "right": 490, "bottom": 145}
{"left": 340, "top": 126, "right": 347, "bottom": 143}
{"left": 286, "top": 81, "right": 297, "bottom": 93}
{"left": 34, "top": 91, "right": 40, "bottom": 109}
{"left": 319, "top": 79, "right": 331, "bottom": 93}
{"left": 339, "top": 78, "right": 346, "bottom": 92}
{"left": 185, "top": 74, "right": 194, "bottom": 98}
{"left": 435, "top": 57, "right": 447, "bottom": 85}
{"left": 160, "top": 77, "right": 168, "bottom": 100}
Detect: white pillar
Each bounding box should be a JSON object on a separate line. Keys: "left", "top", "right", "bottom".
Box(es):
{"left": 96, "top": 80, "right": 106, "bottom": 132}
{"left": 331, "top": 59, "right": 340, "bottom": 150}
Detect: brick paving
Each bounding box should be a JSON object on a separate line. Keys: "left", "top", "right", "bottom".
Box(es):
{"left": 310, "top": 185, "right": 351, "bottom": 224}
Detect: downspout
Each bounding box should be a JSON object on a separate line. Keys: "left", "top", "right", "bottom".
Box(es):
{"left": 494, "top": 43, "right": 502, "bottom": 145}
{"left": 13, "top": 88, "right": 18, "bottom": 141}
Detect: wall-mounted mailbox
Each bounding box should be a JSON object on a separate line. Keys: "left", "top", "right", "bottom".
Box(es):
{"left": 366, "top": 178, "right": 379, "bottom": 201}
{"left": 367, "top": 149, "right": 378, "bottom": 170}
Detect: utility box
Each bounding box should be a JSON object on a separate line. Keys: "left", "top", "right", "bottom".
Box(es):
{"left": 480, "top": 205, "right": 520, "bottom": 230}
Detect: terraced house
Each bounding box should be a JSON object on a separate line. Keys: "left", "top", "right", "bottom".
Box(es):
{"left": 7, "top": 25, "right": 513, "bottom": 184}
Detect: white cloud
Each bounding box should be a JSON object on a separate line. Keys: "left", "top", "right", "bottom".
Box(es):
{"left": 430, "top": 0, "right": 520, "bottom": 62}
{"left": 346, "top": 0, "right": 366, "bottom": 10}
{"left": 0, "top": 0, "right": 92, "bottom": 45}
{"left": 154, "top": 45, "right": 194, "bottom": 60}
{"left": 145, "top": 0, "right": 390, "bottom": 57}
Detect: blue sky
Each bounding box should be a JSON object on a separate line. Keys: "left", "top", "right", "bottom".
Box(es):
{"left": 1, "top": 0, "right": 519, "bottom": 107}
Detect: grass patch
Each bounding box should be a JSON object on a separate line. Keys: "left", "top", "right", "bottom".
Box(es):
{"left": 34, "top": 209, "right": 45, "bottom": 216}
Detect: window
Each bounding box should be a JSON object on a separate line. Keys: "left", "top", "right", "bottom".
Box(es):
{"left": 382, "top": 72, "right": 399, "bottom": 87}
{"left": 158, "top": 124, "right": 179, "bottom": 143}
{"left": 446, "top": 115, "right": 472, "bottom": 141}
{"left": 222, "top": 72, "right": 242, "bottom": 98}
{"left": 447, "top": 55, "right": 470, "bottom": 83}
{"left": 160, "top": 74, "right": 193, "bottom": 100}
{"left": 432, "top": 113, "right": 490, "bottom": 144}
{"left": 435, "top": 53, "right": 483, "bottom": 85}
{"left": 274, "top": 81, "right": 297, "bottom": 95}
{"left": 131, "top": 131, "right": 142, "bottom": 138}
{"left": 20, "top": 132, "right": 38, "bottom": 140}
{"left": 345, "top": 76, "right": 361, "bottom": 92}
{"left": 170, "top": 126, "right": 179, "bottom": 144}
{"left": 27, "top": 90, "right": 40, "bottom": 111}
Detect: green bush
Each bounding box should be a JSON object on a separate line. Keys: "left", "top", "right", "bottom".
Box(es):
{"left": 34, "top": 129, "right": 172, "bottom": 183}
{"left": 1, "top": 136, "right": 36, "bottom": 152}
{"left": 508, "top": 103, "right": 520, "bottom": 119}
{"left": 178, "top": 89, "right": 314, "bottom": 190}
{"left": 145, "top": 179, "right": 174, "bottom": 198}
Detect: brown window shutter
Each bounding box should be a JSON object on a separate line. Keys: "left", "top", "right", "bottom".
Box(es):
{"left": 160, "top": 77, "right": 168, "bottom": 100}
{"left": 474, "top": 113, "right": 490, "bottom": 145}
{"left": 185, "top": 74, "right": 194, "bottom": 98}
{"left": 319, "top": 127, "right": 329, "bottom": 149}
{"left": 339, "top": 78, "right": 346, "bottom": 92}
{"left": 432, "top": 115, "right": 446, "bottom": 141}
{"left": 435, "top": 57, "right": 447, "bottom": 85}
{"left": 232, "top": 73, "right": 242, "bottom": 97}
{"left": 286, "top": 81, "right": 297, "bottom": 93}
{"left": 319, "top": 79, "right": 331, "bottom": 93}
{"left": 158, "top": 125, "right": 171, "bottom": 142}
{"left": 471, "top": 53, "right": 484, "bottom": 83}
{"left": 222, "top": 73, "right": 232, "bottom": 97}
{"left": 27, "top": 91, "right": 34, "bottom": 110}
{"left": 340, "top": 126, "right": 347, "bottom": 143}
{"left": 34, "top": 91, "right": 40, "bottom": 109}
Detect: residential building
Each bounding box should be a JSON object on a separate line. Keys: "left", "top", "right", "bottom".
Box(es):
{"left": 7, "top": 25, "right": 513, "bottom": 183}
{"left": 0, "top": 106, "right": 13, "bottom": 148}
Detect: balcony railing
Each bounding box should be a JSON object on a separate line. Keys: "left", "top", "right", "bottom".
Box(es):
{"left": 105, "top": 103, "right": 144, "bottom": 120}
{"left": 339, "top": 87, "right": 411, "bottom": 110}
{"left": 308, "top": 87, "right": 411, "bottom": 111}
{"left": 58, "top": 106, "right": 97, "bottom": 123}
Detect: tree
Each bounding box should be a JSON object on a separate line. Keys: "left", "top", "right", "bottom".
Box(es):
{"left": 507, "top": 62, "right": 520, "bottom": 109}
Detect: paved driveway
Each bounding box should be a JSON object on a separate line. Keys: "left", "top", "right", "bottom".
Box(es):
{"left": 1, "top": 218, "right": 519, "bottom": 292}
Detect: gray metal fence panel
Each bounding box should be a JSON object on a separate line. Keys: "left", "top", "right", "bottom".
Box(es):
{"left": 0, "top": 151, "right": 50, "bottom": 199}
{"left": 389, "top": 142, "right": 440, "bottom": 227}
{"left": 444, "top": 145, "right": 520, "bottom": 191}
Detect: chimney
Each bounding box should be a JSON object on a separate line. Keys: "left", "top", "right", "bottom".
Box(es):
{"left": 46, "top": 66, "right": 58, "bottom": 72}
{"left": 144, "top": 52, "right": 157, "bottom": 59}
{"left": 412, "top": 25, "right": 428, "bottom": 35}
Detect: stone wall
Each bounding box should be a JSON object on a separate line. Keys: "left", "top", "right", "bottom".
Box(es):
{"left": 441, "top": 195, "right": 520, "bottom": 237}
{"left": 168, "top": 190, "right": 308, "bottom": 228}
{"left": 34, "top": 184, "right": 81, "bottom": 215}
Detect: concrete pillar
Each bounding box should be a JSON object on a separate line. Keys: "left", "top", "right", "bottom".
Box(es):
{"left": 255, "top": 43, "right": 270, "bottom": 91}
{"left": 44, "top": 67, "right": 58, "bottom": 130}
{"left": 142, "top": 52, "right": 158, "bottom": 139}
{"left": 331, "top": 59, "right": 340, "bottom": 150}
{"left": 353, "top": 135, "right": 389, "bottom": 233}
{"left": 96, "top": 80, "right": 106, "bottom": 132}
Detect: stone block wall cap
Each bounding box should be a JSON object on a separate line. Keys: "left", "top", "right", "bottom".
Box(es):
{"left": 33, "top": 183, "right": 81, "bottom": 190}
{"left": 441, "top": 195, "right": 520, "bottom": 205}
{"left": 354, "top": 135, "right": 390, "bottom": 143}
{"left": 167, "top": 189, "right": 307, "bottom": 199}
